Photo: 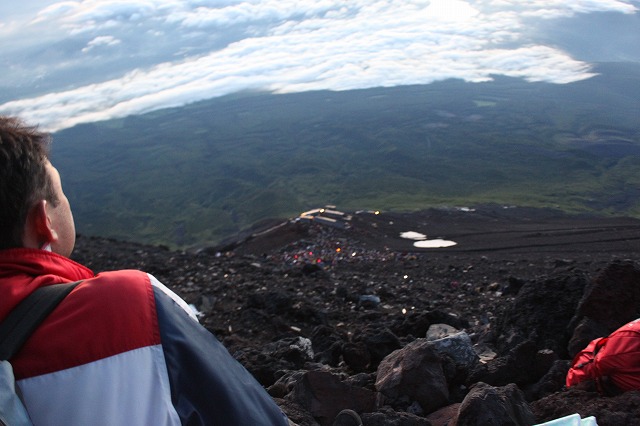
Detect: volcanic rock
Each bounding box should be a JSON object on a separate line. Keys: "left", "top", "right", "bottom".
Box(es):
{"left": 375, "top": 338, "right": 450, "bottom": 415}
{"left": 69, "top": 206, "right": 640, "bottom": 425}
{"left": 288, "top": 370, "right": 376, "bottom": 426}
{"left": 567, "top": 261, "right": 640, "bottom": 357}
{"left": 452, "top": 382, "right": 536, "bottom": 426}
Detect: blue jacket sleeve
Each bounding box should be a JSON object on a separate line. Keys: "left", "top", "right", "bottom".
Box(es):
{"left": 153, "top": 287, "right": 289, "bottom": 425}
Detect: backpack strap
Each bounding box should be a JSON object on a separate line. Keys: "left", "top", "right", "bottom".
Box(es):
{"left": 0, "top": 281, "right": 83, "bottom": 361}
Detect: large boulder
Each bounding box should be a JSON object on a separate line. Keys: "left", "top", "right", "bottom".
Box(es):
{"left": 375, "top": 338, "right": 449, "bottom": 415}
{"left": 568, "top": 261, "right": 640, "bottom": 357}
{"left": 468, "top": 340, "right": 539, "bottom": 387}
{"left": 494, "top": 273, "right": 588, "bottom": 358}
{"left": 427, "top": 329, "right": 479, "bottom": 385}
{"left": 452, "top": 382, "right": 535, "bottom": 426}
{"left": 288, "top": 370, "right": 376, "bottom": 426}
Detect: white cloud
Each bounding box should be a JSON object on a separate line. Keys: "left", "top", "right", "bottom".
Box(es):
{"left": 82, "top": 35, "right": 121, "bottom": 52}
{"left": 35, "top": 0, "right": 154, "bottom": 23}
{"left": 0, "top": 0, "right": 637, "bottom": 131}
{"left": 31, "top": 1, "right": 81, "bottom": 22}
{"left": 425, "top": 0, "right": 480, "bottom": 21}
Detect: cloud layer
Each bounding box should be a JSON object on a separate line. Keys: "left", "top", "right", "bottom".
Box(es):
{"left": 0, "top": 0, "right": 637, "bottom": 131}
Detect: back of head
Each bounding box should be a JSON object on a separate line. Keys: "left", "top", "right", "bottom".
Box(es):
{"left": 0, "top": 116, "right": 56, "bottom": 250}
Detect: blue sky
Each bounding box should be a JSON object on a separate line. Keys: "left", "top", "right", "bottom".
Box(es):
{"left": 1, "top": 0, "right": 638, "bottom": 132}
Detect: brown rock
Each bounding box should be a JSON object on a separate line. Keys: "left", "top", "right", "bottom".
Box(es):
{"left": 494, "top": 274, "right": 587, "bottom": 358}
{"left": 425, "top": 404, "right": 460, "bottom": 426}
{"left": 288, "top": 370, "right": 376, "bottom": 426}
{"left": 375, "top": 339, "right": 449, "bottom": 414}
{"left": 568, "top": 261, "right": 640, "bottom": 357}
{"left": 452, "top": 382, "right": 535, "bottom": 426}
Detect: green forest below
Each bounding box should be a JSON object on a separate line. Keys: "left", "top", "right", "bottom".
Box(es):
{"left": 52, "top": 62, "right": 640, "bottom": 248}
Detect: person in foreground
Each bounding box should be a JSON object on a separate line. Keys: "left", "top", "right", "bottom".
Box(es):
{"left": 0, "top": 116, "right": 289, "bottom": 425}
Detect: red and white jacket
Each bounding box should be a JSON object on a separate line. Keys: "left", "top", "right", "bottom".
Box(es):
{"left": 0, "top": 248, "right": 288, "bottom": 426}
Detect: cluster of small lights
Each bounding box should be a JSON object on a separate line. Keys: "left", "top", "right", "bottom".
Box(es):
{"left": 280, "top": 216, "right": 393, "bottom": 267}
{"left": 289, "top": 243, "right": 352, "bottom": 264}
{"left": 293, "top": 251, "right": 325, "bottom": 264}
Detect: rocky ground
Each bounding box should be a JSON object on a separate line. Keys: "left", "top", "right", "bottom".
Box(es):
{"left": 71, "top": 206, "right": 640, "bottom": 425}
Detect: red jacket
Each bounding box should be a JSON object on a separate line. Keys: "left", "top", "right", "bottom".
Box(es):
{"left": 567, "top": 318, "right": 640, "bottom": 393}
{"left": 0, "top": 248, "right": 288, "bottom": 425}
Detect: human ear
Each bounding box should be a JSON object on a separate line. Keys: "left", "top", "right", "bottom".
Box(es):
{"left": 33, "top": 200, "right": 58, "bottom": 245}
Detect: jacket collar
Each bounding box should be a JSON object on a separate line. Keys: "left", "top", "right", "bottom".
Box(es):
{"left": 0, "top": 248, "right": 94, "bottom": 284}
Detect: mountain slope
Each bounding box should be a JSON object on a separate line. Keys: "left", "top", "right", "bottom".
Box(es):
{"left": 52, "top": 62, "right": 640, "bottom": 248}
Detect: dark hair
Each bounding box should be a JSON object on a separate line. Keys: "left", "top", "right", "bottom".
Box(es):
{"left": 0, "top": 116, "right": 58, "bottom": 249}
